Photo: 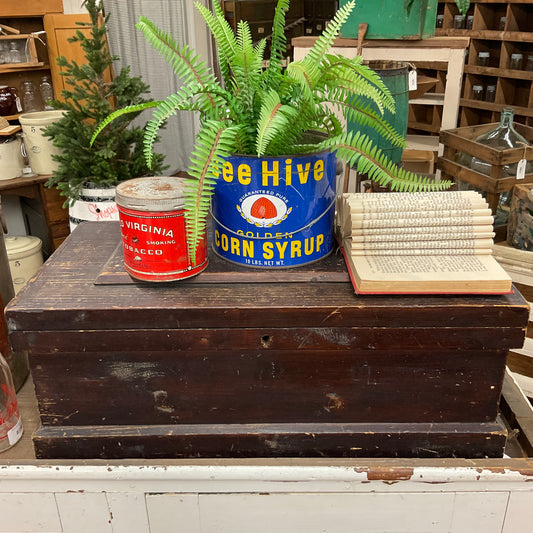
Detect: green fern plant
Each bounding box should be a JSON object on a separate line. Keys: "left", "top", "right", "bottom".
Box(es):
{"left": 92, "top": 0, "right": 452, "bottom": 262}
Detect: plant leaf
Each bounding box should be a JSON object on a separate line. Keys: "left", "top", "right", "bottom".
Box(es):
{"left": 318, "top": 131, "right": 452, "bottom": 192}
{"left": 185, "top": 120, "right": 240, "bottom": 261}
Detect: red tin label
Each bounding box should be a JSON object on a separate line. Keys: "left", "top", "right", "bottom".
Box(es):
{"left": 118, "top": 206, "right": 207, "bottom": 282}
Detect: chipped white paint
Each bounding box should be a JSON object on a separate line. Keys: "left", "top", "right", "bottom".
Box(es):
{"left": 0, "top": 462, "right": 531, "bottom": 532}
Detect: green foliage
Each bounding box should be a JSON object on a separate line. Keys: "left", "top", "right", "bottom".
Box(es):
{"left": 93, "top": 0, "right": 452, "bottom": 262}
{"left": 45, "top": 0, "right": 165, "bottom": 204}
{"left": 405, "top": 0, "right": 469, "bottom": 17}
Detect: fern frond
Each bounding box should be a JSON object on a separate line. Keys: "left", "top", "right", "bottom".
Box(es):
{"left": 331, "top": 94, "right": 406, "bottom": 148}
{"left": 319, "top": 66, "right": 395, "bottom": 115}
{"left": 317, "top": 132, "right": 452, "bottom": 192}
{"left": 185, "top": 120, "right": 240, "bottom": 261}
{"left": 321, "top": 55, "right": 395, "bottom": 113}
{"left": 305, "top": 0, "right": 355, "bottom": 65}
{"left": 455, "top": 0, "right": 470, "bottom": 16}
{"left": 264, "top": 0, "right": 290, "bottom": 88}
{"left": 232, "top": 20, "right": 263, "bottom": 110}
{"left": 285, "top": 60, "right": 320, "bottom": 99}
{"left": 90, "top": 101, "right": 161, "bottom": 146}
{"left": 314, "top": 110, "right": 343, "bottom": 138}
{"left": 142, "top": 84, "right": 230, "bottom": 167}
{"left": 136, "top": 16, "right": 219, "bottom": 110}
{"left": 255, "top": 89, "right": 298, "bottom": 156}
{"left": 194, "top": 1, "right": 237, "bottom": 88}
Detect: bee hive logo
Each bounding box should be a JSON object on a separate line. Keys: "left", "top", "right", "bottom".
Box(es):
{"left": 237, "top": 193, "right": 292, "bottom": 227}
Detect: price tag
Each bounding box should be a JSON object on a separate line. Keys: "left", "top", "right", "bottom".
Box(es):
{"left": 408, "top": 70, "right": 417, "bottom": 91}
{"left": 517, "top": 158, "right": 527, "bottom": 180}
{"left": 15, "top": 97, "right": 22, "bottom": 113}
{"left": 7, "top": 418, "right": 23, "bottom": 446}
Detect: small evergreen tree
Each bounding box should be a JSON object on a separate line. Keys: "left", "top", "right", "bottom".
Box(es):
{"left": 45, "top": 0, "right": 165, "bottom": 204}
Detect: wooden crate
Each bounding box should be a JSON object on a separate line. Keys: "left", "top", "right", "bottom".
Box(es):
{"left": 0, "top": 34, "right": 41, "bottom": 68}
{"left": 438, "top": 122, "right": 533, "bottom": 214}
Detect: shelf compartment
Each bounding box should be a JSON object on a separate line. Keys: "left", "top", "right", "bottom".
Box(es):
{"left": 475, "top": 3, "right": 508, "bottom": 32}
{"left": 463, "top": 72, "right": 499, "bottom": 102}
{"left": 0, "top": 34, "right": 40, "bottom": 66}
{"left": 498, "top": 77, "right": 533, "bottom": 110}
{"left": 460, "top": 107, "right": 497, "bottom": 127}
{"left": 468, "top": 39, "right": 501, "bottom": 68}
{"left": 507, "top": 3, "right": 533, "bottom": 34}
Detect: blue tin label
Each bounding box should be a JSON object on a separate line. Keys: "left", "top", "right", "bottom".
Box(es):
{"left": 211, "top": 151, "right": 337, "bottom": 268}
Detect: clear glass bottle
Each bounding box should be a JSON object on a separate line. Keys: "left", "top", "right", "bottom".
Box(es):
{"left": 7, "top": 41, "right": 24, "bottom": 64}
{"left": 478, "top": 51, "right": 490, "bottom": 66}
{"left": 39, "top": 76, "right": 54, "bottom": 110}
{"left": 510, "top": 53, "right": 523, "bottom": 70}
{"left": 526, "top": 55, "right": 533, "bottom": 72}
{"left": 0, "top": 351, "right": 23, "bottom": 452}
{"left": 0, "top": 42, "right": 6, "bottom": 65}
{"left": 468, "top": 108, "right": 532, "bottom": 177}
{"left": 21, "top": 80, "right": 42, "bottom": 112}
{"left": 453, "top": 14, "right": 465, "bottom": 29}
{"left": 472, "top": 84, "right": 484, "bottom": 100}
{"left": 485, "top": 85, "right": 496, "bottom": 103}
{"left": 456, "top": 108, "right": 533, "bottom": 225}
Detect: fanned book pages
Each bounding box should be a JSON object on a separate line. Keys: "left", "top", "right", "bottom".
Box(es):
{"left": 337, "top": 191, "right": 512, "bottom": 295}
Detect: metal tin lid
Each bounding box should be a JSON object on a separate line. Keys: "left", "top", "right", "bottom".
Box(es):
{"left": 115, "top": 176, "right": 186, "bottom": 212}
{"left": 5, "top": 235, "right": 42, "bottom": 260}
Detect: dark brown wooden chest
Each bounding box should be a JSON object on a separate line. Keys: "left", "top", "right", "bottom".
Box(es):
{"left": 5, "top": 222, "right": 529, "bottom": 459}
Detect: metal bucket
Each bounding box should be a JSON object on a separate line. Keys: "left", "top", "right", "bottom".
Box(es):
{"left": 211, "top": 151, "right": 337, "bottom": 268}
{"left": 348, "top": 60, "right": 409, "bottom": 164}
{"left": 115, "top": 176, "right": 208, "bottom": 282}
{"left": 69, "top": 184, "right": 119, "bottom": 231}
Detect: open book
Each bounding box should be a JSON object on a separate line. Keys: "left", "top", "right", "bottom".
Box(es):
{"left": 337, "top": 191, "right": 512, "bottom": 295}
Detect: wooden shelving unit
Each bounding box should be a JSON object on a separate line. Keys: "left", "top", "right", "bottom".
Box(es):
{"left": 436, "top": 0, "right": 533, "bottom": 127}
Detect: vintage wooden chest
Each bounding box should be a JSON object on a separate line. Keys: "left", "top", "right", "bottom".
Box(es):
{"left": 5, "top": 222, "right": 529, "bottom": 459}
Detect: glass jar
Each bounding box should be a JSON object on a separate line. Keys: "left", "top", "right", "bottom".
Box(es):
{"left": 21, "top": 81, "right": 42, "bottom": 113}
{"left": 526, "top": 55, "right": 533, "bottom": 72}
{"left": 0, "top": 351, "right": 23, "bottom": 453}
{"left": 436, "top": 14, "right": 444, "bottom": 29}
{"left": 39, "top": 76, "right": 54, "bottom": 110}
{"left": 466, "top": 15, "right": 474, "bottom": 30}
{"left": 499, "top": 17, "right": 506, "bottom": 31}
{"left": 472, "top": 84, "right": 484, "bottom": 100}
{"left": 0, "top": 86, "right": 17, "bottom": 116}
{"left": 478, "top": 51, "right": 490, "bottom": 67}
{"left": 485, "top": 85, "right": 496, "bottom": 103}
{"left": 453, "top": 15, "right": 465, "bottom": 29}
{"left": 0, "top": 42, "right": 6, "bottom": 65}
{"left": 7, "top": 41, "right": 24, "bottom": 64}
{"left": 510, "top": 53, "right": 523, "bottom": 70}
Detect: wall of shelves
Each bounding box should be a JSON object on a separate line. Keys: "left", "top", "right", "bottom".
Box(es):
{"left": 436, "top": 0, "right": 533, "bottom": 128}
{"left": 0, "top": 9, "right": 60, "bottom": 124}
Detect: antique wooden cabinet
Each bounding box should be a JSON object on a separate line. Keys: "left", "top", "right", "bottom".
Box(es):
{"left": 5, "top": 222, "right": 529, "bottom": 459}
